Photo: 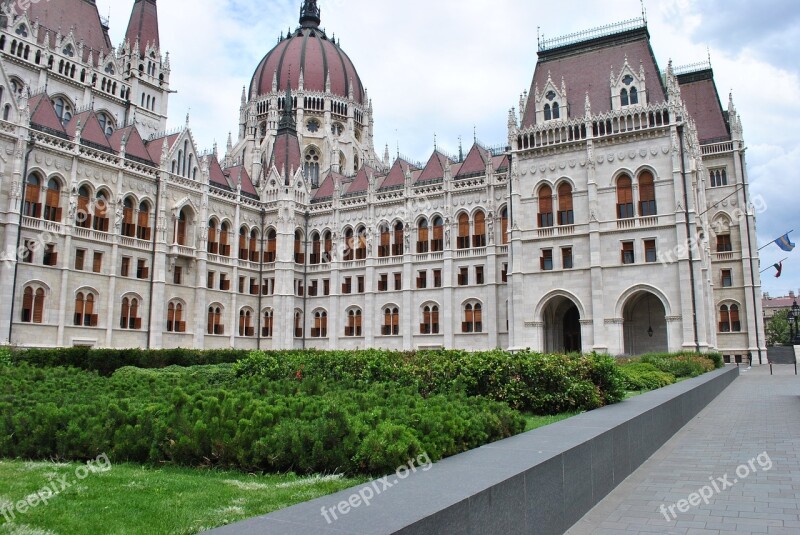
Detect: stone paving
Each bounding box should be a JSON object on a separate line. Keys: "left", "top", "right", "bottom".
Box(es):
{"left": 567, "top": 365, "right": 800, "bottom": 535}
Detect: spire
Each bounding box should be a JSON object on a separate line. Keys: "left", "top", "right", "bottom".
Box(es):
{"left": 125, "top": 0, "right": 160, "bottom": 56}
{"left": 277, "top": 78, "right": 296, "bottom": 134}
{"left": 300, "top": 0, "right": 321, "bottom": 29}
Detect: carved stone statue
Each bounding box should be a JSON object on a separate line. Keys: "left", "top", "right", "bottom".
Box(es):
{"left": 487, "top": 213, "right": 495, "bottom": 245}
{"left": 445, "top": 219, "right": 451, "bottom": 249}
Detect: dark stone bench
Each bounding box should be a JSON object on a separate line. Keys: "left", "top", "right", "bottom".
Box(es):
{"left": 207, "top": 366, "right": 739, "bottom": 535}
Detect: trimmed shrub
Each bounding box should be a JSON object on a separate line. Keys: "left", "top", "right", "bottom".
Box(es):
{"left": 0, "top": 364, "right": 525, "bottom": 476}
{"left": 619, "top": 363, "right": 675, "bottom": 391}
{"left": 234, "top": 350, "right": 626, "bottom": 415}
{"left": 0, "top": 346, "right": 11, "bottom": 367}
{"left": 639, "top": 353, "right": 714, "bottom": 378}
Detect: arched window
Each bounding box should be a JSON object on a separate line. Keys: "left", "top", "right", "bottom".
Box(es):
{"left": 294, "top": 311, "right": 303, "bottom": 338}
{"left": 249, "top": 229, "right": 260, "bottom": 262}
{"left": 239, "top": 309, "right": 254, "bottom": 337}
{"left": 473, "top": 211, "right": 486, "bottom": 248}
{"left": 238, "top": 227, "right": 248, "bottom": 260}
{"left": 417, "top": 219, "right": 429, "bottom": 254}
{"left": 719, "top": 305, "right": 730, "bottom": 333}
{"left": 74, "top": 292, "right": 97, "bottom": 327}
{"left": 355, "top": 226, "right": 367, "bottom": 260}
{"left": 544, "top": 103, "right": 552, "bottom": 121}
{"left": 462, "top": 303, "right": 483, "bottom": 333}
{"left": 457, "top": 213, "right": 470, "bottom": 249}
{"left": 122, "top": 197, "right": 136, "bottom": 237}
{"left": 616, "top": 175, "right": 634, "bottom": 219}
{"left": 730, "top": 305, "right": 741, "bottom": 332}
{"left": 323, "top": 231, "right": 332, "bottom": 264}
{"left": 43, "top": 178, "right": 61, "bottom": 222}
{"left": 207, "top": 220, "right": 219, "bottom": 254}
{"left": 3, "top": 104, "right": 10, "bottom": 121}
{"left": 176, "top": 208, "right": 190, "bottom": 246}
{"left": 638, "top": 171, "right": 657, "bottom": 216}
{"left": 432, "top": 216, "right": 444, "bottom": 252}
{"left": 345, "top": 308, "right": 363, "bottom": 337}
{"left": 710, "top": 168, "right": 728, "bottom": 188}
{"left": 94, "top": 191, "right": 110, "bottom": 232}
{"left": 312, "top": 310, "right": 328, "bottom": 338}
{"left": 220, "top": 222, "right": 231, "bottom": 256}
{"left": 137, "top": 198, "right": 153, "bottom": 237}
{"left": 23, "top": 173, "right": 41, "bottom": 218}
{"left": 421, "top": 305, "right": 440, "bottom": 335}
{"left": 383, "top": 307, "right": 400, "bottom": 336}
{"left": 22, "top": 286, "right": 45, "bottom": 324}
{"left": 120, "top": 297, "right": 141, "bottom": 330}
{"left": 304, "top": 147, "right": 320, "bottom": 188}
{"left": 53, "top": 97, "right": 72, "bottom": 125}
{"left": 716, "top": 233, "right": 733, "bottom": 253}
{"left": 621, "top": 88, "right": 629, "bottom": 107}
{"left": 552, "top": 102, "right": 560, "bottom": 120}
{"left": 500, "top": 206, "right": 509, "bottom": 244}
{"left": 311, "top": 232, "right": 322, "bottom": 264}
{"left": 538, "top": 185, "right": 553, "bottom": 228}
{"left": 558, "top": 183, "right": 574, "bottom": 225}
{"left": 167, "top": 302, "right": 185, "bottom": 333}
{"left": 343, "top": 228, "right": 355, "bottom": 261}
{"left": 262, "top": 309, "right": 274, "bottom": 338}
{"left": 76, "top": 186, "right": 91, "bottom": 228}
{"left": 377, "top": 224, "right": 391, "bottom": 258}
{"left": 392, "top": 221, "right": 406, "bottom": 256}
{"left": 265, "top": 229, "right": 277, "bottom": 263}
{"left": 294, "top": 230, "right": 305, "bottom": 264}
{"left": 208, "top": 306, "right": 224, "bottom": 335}
{"left": 630, "top": 87, "right": 639, "bottom": 105}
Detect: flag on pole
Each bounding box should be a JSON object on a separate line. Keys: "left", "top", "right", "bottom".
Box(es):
{"left": 774, "top": 262, "right": 783, "bottom": 278}
{"left": 775, "top": 233, "right": 796, "bottom": 252}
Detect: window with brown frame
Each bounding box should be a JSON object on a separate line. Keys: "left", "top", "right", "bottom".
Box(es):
{"left": 207, "top": 221, "right": 218, "bottom": 254}
{"left": 457, "top": 213, "right": 470, "bottom": 249}
{"left": 621, "top": 242, "right": 635, "bottom": 264}
{"left": 294, "top": 231, "right": 305, "bottom": 264}
{"left": 462, "top": 303, "right": 483, "bottom": 333}
{"left": 379, "top": 226, "right": 391, "bottom": 258}
{"left": 262, "top": 310, "right": 274, "bottom": 337}
{"left": 476, "top": 266, "right": 485, "bottom": 285}
{"left": 562, "top": 248, "right": 573, "bottom": 269}
{"left": 91, "top": 251, "right": 102, "bottom": 273}
{"left": 44, "top": 244, "right": 58, "bottom": 267}
{"left": 458, "top": 267, "right": 469, "bottom": 286}
{"left": 43, "top": 179, "right": 62, "bottom": 222}
{"left": 378, "top": 273, "right": 388, "bottom": 292}
{"left": 122, "top": 198, "right": 136, "bottom": 237}
{"left": 312, "top": 311, "right": 328, "bottom": 338}
{"left": 208, "top": 306, "right": 224, "bottom": 335}
{"left": 716, "top": 234, "right": 733, "bottom": 252}
{"left": 120, "top": 297, "right": 141, "bottom": 330}
{"left": 433, "top": 269, "right": 442, "bottom": 288}
{"left": 264, "top": 230, "right": 277, "bottom": 262}
{"left": 538, "top": 186, "right": 554, "bottom": 227}
{"left": 416, "top": 271, "right": 427, "bottom": 289}
{"left": 22, "top": 287, "right": 45, "bottom": 324}
{"left": 137, "top": 259, "right": 149, "bottom": 279}
{"left": 342, "top": 277, "right": 352, "bottom": 294}
{"left": 473, "top": 212, "right": 486, "bottom": 248}
{"left": 294, "top": 312, "right": 303, "bottom": 338}
{"left": 121, "top": 256, "right": 131, "bottom": 277}
{"left": 22, "top": 240, "right": 35, "bottom": 264}
{"left": 617, "top": 176, "right": 635, "bottom": 219}
{"left": 421, "top": 305, "right": 439, "bottom": 334}
{"left": 644, "top": 239, "right": 657, "bottom": 263}
{"left": 24, "top": 174, "right": 42, "bottom": 218}
{"left": 722, "top": 269, "right": 733, "bottom": 288}
{"left": 207, "top": 272, "right": 215, "bottom": 290}
{"left": 75, "top": 249, "right": 86, "bottom": 271}
{"left": 417, "top": 220, "right": 429, "bottom": 253}
{"left": 393, "top": 223, "right": 404, "bottom": 256}
{"left": 137, "top": 202, "right": 151, "bottom": 240}
{"left": 239, "top": 309, "right": 254, "bottom": 337}
{"left": 432, "top": 217, "right": 444, "bottom": 252}
{"left": 74, "top": 292, "right": 97, "bottom": 327}
{"left": 250, "top": 230, "right": 259, "bottom": 263}
{"left": 383, "top": 307, "right": 400, "bottom": 336}
{"left": 558, "top": 183, "right": 574, "bottom": 225}
{"left": 357, "top": 276, "right": 365, "bottom": 294}
{"left": 173, "top": 266, "right": 183, "bottom": 285}
{"left": 167, "top": 302, "right": 186, "bottom": 333}
{"left": 638, "top": 172, "right": 657, "bottom": 216}
{"left": 501, "top": 207, "right": 509, "bottom": 244}
{"left": 323, "top": 279, "right": 331, "bottom": 296}
{"left": 76, "top": 188, "right": 91, "bottom": 228}
{"left": 540, "top": 249, "right": 553, "bottom": 271}
{"left": 394, "top": 273, "right": 402, "bottom": 291}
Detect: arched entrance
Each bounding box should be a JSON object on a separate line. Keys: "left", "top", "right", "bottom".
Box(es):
{"left": 542, "top": 296, "right": 582, "bottom": 354}
{"left": 622, "top": 291, "right": 668, "bottom": 355}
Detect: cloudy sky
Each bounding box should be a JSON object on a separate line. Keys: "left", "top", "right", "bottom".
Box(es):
{"left": 100, "top": 0, "right": 799, "bottom": 296}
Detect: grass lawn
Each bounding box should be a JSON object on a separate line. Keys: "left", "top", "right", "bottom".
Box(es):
{"left": 0, "top": 459, "right": 364, "bottom": 535}
{"left": 523, "top": 411, "right": 582, "bottom": 432}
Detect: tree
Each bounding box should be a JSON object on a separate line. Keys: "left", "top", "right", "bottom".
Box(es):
{"left": 766, "top": 309, "right": 791, "bottom": 346}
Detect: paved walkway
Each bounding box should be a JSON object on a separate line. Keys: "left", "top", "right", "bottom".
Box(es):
{"left": 567, "top": 365, "right": 800, "bottom": 535}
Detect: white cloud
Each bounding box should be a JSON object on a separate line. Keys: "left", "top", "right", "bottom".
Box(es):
{"left": 101, "top": 0, "right": 800, "bottom": 294}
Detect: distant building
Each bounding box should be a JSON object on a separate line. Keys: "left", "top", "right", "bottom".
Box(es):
{"left": 762, "top": 291, "right": 799, "bottom": 320}
{"left": 0, "top": 0, "right": 766, "bottom": 362}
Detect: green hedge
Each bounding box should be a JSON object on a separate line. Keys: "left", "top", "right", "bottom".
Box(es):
{"left": 619, "top": 363, "right": 676, "bottom": 391}
{"left": 0, "top": 364, "right": 524, "bottom": 476}
{"left": 8, "top": 347, "right": 248, "bottom": 376}
{"left": 234, "top": 349, "right": 627, "bottom": 415}
{"left": 638, "top": 353, "right": 716, "bottom": 378}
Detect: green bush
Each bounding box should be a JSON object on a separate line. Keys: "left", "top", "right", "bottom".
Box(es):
{"left": 0, "top": 364, "right": 525, "bottom": 476}
{"left": 234, "top": 349, "right": 626, "bottom": 415}
{"left": 639, "top": 353, "right": 714, "bottom": 378}
{"left": 619, "top": 363, "right": 675, "bottom": 391}
{"left": 0, "top": 346, "right": 11, "bottom": 367}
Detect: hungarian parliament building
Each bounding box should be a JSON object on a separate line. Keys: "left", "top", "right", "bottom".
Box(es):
{"left": 0, "top": 0, "right": 766, "bottom": 363}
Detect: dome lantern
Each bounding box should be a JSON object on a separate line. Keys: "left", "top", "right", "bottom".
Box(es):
{"left": 300, "top": 0, "right": 321, "bottom": 29}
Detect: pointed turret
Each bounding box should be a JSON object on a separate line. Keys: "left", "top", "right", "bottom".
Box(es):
{"left": 126, "top": 0, "right": 160, "bottom": 56}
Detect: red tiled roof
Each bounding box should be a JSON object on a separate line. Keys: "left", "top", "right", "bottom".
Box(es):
{"left": 145, "top": 133, "right": 179, "bottom": 165}
{"left": 416, "top": 152, "right": 451, "bottom": 183}
{"left": 492, "top": 154, "right": 509, "bottom": 172}
{"left": 379, "top": 158, "right": 415, "bottom": 189}
{"left": 522, "top": 29, "right": 666, "bottom": 127}
{"left": 313, "top": 171, "right": 345, "bottom": 199}
{"left": 678, "top": 72, "right": 730, "bottom": 144}
{"left": 28, "top": 93, "right": 67, "bottom": 134}
{"left": 345, "top": 165, "right": 376, "bottom": 195}
{"left": 225, "top": 165, "right": 257, "bottom": 198}
{"left": 125, "top": 0, "right": 160, "bottom": 55}
{"left": 22, "top": 0, "right": 112, "bottom": 66}
{"left": 762, "top": 295, "right": 799, "bottom": 309}
{"left": 206, "top": 156, "right": 230, "bottom": 189}
{"left": 65, "top": 111, "right": 112, "bottom": 150}
{"left": 455, "top": 144, "right": 490, "bottom": 178}
{"left": 269, "top": 131, "right": 302, "bottom": 180}
{"left": 250, "top": 27, "right": 365, "bottom": 104}
{"left": 109, "top": 126, "right": 152, "bottom": 163}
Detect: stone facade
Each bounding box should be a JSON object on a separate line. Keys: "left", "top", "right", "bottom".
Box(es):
{"left": 0, "top": 1, "right": 766, "bottom": 361}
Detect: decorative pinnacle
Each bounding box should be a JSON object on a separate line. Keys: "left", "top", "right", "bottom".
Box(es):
{"left": 300, "top": 0, "right": 321, "bottom": 28}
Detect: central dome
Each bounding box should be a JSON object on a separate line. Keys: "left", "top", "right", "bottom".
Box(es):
{"left": 249, "top": 2, "right": 365, "bottom": 105}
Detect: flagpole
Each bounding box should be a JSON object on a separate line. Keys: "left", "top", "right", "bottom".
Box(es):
{"left": 759, "top": 230, "right": 794, "bottom": 251}
{"left": 760, "top": 257, "right": 788, "bottom": 274}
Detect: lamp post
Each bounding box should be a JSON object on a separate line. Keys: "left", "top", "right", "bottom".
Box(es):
{"left": 792, "top": 300, "right": 800, "bottom": 345}
{"left": 789, "top": 309, "right": 796, "bottom": 344}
